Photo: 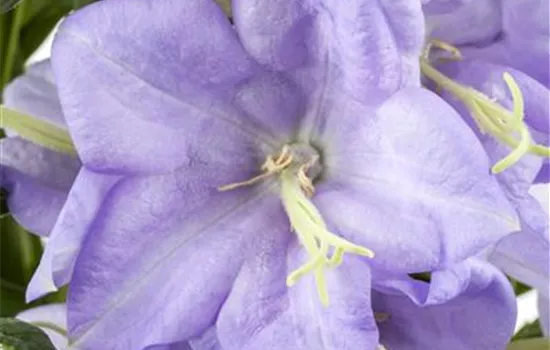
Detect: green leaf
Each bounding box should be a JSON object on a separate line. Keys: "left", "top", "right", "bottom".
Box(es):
{"left": 0, "top": 318, "right": 56, "bottom": 350}
{"left": 0, "top": 215, "right": 42, "bottom": 317}
{"left": 19, "top": 6, "right": 66, "bottom": 60}
{"left": 0, "top": 284, "right": 26, "bottom": 319}
{"left": 512, "top": 319, "right": 544, "bottom": 341}
{"left": 507, "top": 338, "right": 550, "bottom": 350}
{"left": 59, "top": 0, "right": 96, "bottom": 9}
{"left": 510, "top": 277, "right": 532, "bottom": 296}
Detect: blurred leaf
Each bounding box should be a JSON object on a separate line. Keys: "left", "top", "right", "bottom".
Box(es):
{"left": 510, "top": 277, "right": 532, "bottom": 296}
{"left": 0, "top": 283, "right": 25, "bottom": 318}
{"left": 19, "top": 6, "right": 65, "bottom": 60}
{"left": 29, "top": 286, "right": 67, "bottom": 307}
{"left": 21, "top": 0, "right": 51, "bottom": 26}
{"left": 58, "top": 0, "right": 94, "bottom": 8}
{"left": 0, "top": 318, "right": 56, "bottom": 350}
{"left": 507, "top": 338, "right": 550, "bottom": 350}
{"left": 0, "top": 0, "right": 27, "bottom": 89}
{"left": 0, "top": 215, "right": 42, "bottom": 317}
{"left": 513, "top": 319, "right": 544, "bottom": 341}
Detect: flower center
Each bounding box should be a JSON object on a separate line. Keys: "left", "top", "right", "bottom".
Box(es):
{"left": 420, "top": 40, "right": 550, "bottom": 173}
{"left": 219, "top": 143, "right": 374, "bottom": 306}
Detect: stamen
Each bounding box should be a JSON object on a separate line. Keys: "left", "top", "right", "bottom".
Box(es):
{"left": 280, "top": 170, "right": 374, "bottom": 306}
{"left": 424, "top": 38, "right": 462, "bottom": 61}
{"left": 421, "top": 41, "right": 550, "bottom": 173}
{"left": 219, "top": 144, "right": 375, "bottom": 306}
{"left": 218, "top": 147, "right": 293, "bottom": 191}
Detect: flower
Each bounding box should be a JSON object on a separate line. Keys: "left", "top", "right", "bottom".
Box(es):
{"left": 423, "top": 0, "right": 550, "bottom": 181}
{"left": 142, "top": 258, "right": 519, "bottom": 350}
{"left": 357, "top": 258, "right": 517, "bottom": 350}
{"left": 421, "top": 0, "right": 550, "bottom": 329}
{"left": 25, "top": 0, "right": 517, "bottom": 348}
{"left": 1, "top": 60, "right": 80, "bottom": 236}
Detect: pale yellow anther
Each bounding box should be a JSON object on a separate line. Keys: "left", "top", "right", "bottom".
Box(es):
{"left": 425, "top": 39, "right": 463, "bottom": 61}
{"left": 219, "top": 144, "right": 375, "bottom": 306}
{"left": 420, "top": 40, "right": 550, "bottom": 173}
{"left": 218, "top": 147, "right": 293, "bottom": 191}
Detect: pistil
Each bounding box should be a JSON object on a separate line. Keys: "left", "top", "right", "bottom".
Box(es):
{"left": 219, "top": 144, "right": 375, "bottom": 306}
{"left": 420, "top": 40, "right": 550, "bottom": 173}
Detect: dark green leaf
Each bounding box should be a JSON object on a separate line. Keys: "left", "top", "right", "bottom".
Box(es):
{"left": 0, "top": 215, "right": 42, "bottom": 317}
{"left": 59, "top": 0, "right": 95, "bottom": 9}
{"left": 19, "top": 6, "right": 66, "bottom": 60}
{"left": 510, "top": 278, "right": 532, "bottom": 296}
{"left": 0, "top": 318, "right": 56, "bottom": 350}
{"left": 0, "top": 284, "right": 26, "bottom": 318}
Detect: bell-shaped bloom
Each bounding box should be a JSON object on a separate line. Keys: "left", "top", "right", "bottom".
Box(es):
{"left": 1, "top": 60, "right": 81, "bottom": 236}
{"left": 372, "top": 258, "right": 517, "bottom": 350}
{"left": 422, "top": 2, "right": 550, "bottom": 330}
{"left": 24, "top": 0, "right": 518, "bottom": 348}
{"left": 148, "top": 258, "right": 518, "bottom": 350}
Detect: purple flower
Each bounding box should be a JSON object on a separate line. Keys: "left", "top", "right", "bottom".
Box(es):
{"left": 25, "top": 0, "right": 517, "bottom": 348}
{"left": 372, "top": 258, "right": 516, "bottom": 350}
{"left": 421, "top": 0, "right": 550, "bottom": 317}
{"left": 147, "top": 258, "right": 519, "bottom": 350}
{"left": 424, "top": 0, "right": 550, "bottom": 182}
{"left": 1, "top": 60, "right": 80, "bottom": 236}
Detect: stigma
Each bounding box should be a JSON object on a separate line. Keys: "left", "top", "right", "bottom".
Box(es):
{"left": 219, "top": 143, "right": 374, "bottom": 306}
{"left": 421, "top": 40, "right": 550, "bottom": 174}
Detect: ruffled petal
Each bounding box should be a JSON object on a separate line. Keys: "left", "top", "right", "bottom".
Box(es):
{"left": 425, "top": 0, "right": 501, "bottom": 46}
{"left": 16, "top": 303, "right": 67, "bottom": 349}
{"left": 188, "top": 327, "right": 223, "bottom": 350}
{"left": 313, "top": 87, "right": 517, "bottom": 273}
{"left": 146, "top": 342, "right": 192, "bottom": 350}
{"left": 233, "top": 0, "right": 424, "bottom": 107}
{"left": 372, "top": 259, "right": 516, "bottom": 350}
{"left": 500, "top": 0, "right": 549, "bottom": 87}
{"left": 421, "top": 0, "right": 471, "bottom": 15}
{"left": 490, "top": 229, "right": 549, "bottom": 297}
{"left": 217, "top": 228, "right": 378, "bottom": 350}
{"left": 1, "top": 138, "right": 79, "bottom": 236}
{"left": 52, "top": 0, "right": 298, "bottom": 175}
{"left": 489, "top": 186, "right": 549, "bottom": 295}
{"left": 26, "top": 168, "right": 119, "bottom": 301}
{"left": 1, "top": 60, "right": 80, "bottom": 236}
{"left": 535, "top": 162, "right": 550, "bottom": 183}
{"left": 65, "top": 167, "right": 278, "bottom": 349}
{"left": 3, "top": 60, "right": 64, "bottom": 127}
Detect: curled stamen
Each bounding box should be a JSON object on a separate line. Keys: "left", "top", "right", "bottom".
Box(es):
{"left": 218, "top": 148, "right": 293, "bottom": 191}
{"left": 420, "top": 43, "right": 550, "bottom": 173}
{"left": 281, "top": 170, "right": 374, "bottom": 306}
{"left": 424, "top": 38, "right": 463, "bottom": 61}
{"left": 219, "top": 144, "right": 375, "bottom": 306}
